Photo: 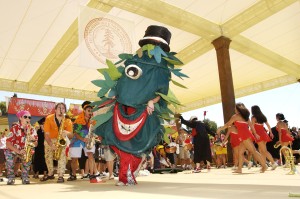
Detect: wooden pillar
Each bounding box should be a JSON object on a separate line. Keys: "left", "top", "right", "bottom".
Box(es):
{"left": 212, "top": 36, "right": 235, "bottom": 165}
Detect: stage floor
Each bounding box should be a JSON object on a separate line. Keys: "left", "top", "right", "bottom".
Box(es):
{"left": 1, "top": 165, "right": 300, "bottom": 199}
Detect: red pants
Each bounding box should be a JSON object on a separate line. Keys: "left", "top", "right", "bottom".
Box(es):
{"left": 111, "top": 146, "right": 142, "bottom": 185}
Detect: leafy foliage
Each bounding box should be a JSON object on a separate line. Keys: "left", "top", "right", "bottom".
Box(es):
{"left": 203, "top": 119, "right": 218, "bottom": 134}
{"left": 92, "top": 44, "right": 188, "bottom": 123}
{"left": 0, "top": 102, "right": 7, "bottom": 116}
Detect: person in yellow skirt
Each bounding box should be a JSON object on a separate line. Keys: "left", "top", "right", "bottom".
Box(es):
{"left": 215, "top": 134, "right": 227, "bottom": 168}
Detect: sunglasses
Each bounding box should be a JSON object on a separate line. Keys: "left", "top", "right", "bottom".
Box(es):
{"left": 23, "top": 115, "right": 31, "bottom": 119}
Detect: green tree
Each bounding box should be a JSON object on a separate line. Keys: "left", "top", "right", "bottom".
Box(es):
{"left": 0, "top": 101, "right": 7, "bottom": 116}
{"left": 203, "top": 118, "right": 217, "bottom": 134}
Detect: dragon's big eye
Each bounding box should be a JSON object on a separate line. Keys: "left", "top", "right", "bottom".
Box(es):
{"left": 125, "top": 64, "right": 142, "bottom": 79}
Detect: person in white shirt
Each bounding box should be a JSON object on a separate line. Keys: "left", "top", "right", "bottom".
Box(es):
{"left": 0, "top": 129, "right": 7, "bottom": 177}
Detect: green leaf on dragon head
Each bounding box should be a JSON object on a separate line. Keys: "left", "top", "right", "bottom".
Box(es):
{"left": 91, "top": 44, "right": 188, "bottom": 123}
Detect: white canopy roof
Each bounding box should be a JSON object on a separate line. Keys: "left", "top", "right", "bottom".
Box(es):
{"left": 0, "top": 0, "right": 299, "bottom": 112}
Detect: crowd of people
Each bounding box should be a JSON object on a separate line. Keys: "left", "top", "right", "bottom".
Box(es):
{"left": 146, "top": 104, "right": 300, "bottom": 174}
{"left": 0, "top": 101, "right": 118, "bottom": 185}
{"left": 0, "top": 101, "right": 299, "bottom": 185}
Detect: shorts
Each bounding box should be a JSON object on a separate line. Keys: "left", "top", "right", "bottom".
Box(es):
{"left": 179, "top": 147, "right": 190, "bottom": 159}
{"left": 69, "top": 145, "right": 95, "bottom": 158}
{"left": 78, "top": 149, "right": 87, "bottom": 170}
{"left": 104, "top": 146, "right": 116, "bottom": 161}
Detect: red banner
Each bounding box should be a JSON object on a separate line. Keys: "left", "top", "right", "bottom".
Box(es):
{"left": 7, "top": 97, "right": 55, "bottom": 116}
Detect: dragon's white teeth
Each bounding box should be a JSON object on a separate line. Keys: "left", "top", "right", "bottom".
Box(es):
{"left": 117, "top": 113, "right": 144, "bottom": 135}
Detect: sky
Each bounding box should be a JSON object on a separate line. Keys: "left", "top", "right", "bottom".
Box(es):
{"left": 182, "top": 83, "right": 300, "bottom": 129}
{"left": 0, "top": 82, "right": 299, "bottom": 128}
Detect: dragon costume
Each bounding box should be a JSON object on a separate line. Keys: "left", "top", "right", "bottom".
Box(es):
{"left": 92, "top": 25, "right": 187, "bottom": 185}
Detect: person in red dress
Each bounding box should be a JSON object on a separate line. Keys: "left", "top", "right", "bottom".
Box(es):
{"left": 217, "top": 103, "right": 267, "bottom": 173}
{"left": 222, "top": 125, "right": 241, "bottom": 170}
{"left": 276, "top": 113, "right": 294, "bottom": 148}
{"left": 222, "top": 125, "right": 254, "bottom": 170}
{"left": 251, "top": 105, "right": 278, "bottom": 170}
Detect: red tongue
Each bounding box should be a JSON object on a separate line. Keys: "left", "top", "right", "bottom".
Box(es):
{"left": 122, "top": 105, "right": 136, "bottom": 115}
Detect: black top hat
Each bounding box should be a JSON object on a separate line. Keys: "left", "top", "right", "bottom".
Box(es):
{"left": 138, "top": 25, "right": 171, "bottom": 52}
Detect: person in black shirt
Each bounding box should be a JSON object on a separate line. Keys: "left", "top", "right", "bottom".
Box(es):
{"left": 179, "top": 115, "right": 214, "bottom": 172}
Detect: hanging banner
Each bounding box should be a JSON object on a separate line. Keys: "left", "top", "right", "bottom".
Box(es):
{"left": 79, "top": 6, "right": 134, "bottom": 69}
{"left": 7, "top": 97, "right": 55, "bottom": 116}
{"left": 7, "top": 97, "right": 56, "bottom": 127}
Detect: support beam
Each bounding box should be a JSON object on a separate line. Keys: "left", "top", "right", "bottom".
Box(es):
{"left": 28, "top": 0, "right": 112, "bottom": 92}
{"left": 212, "top": 36, "right": 235, "bottom": 165}
{"left": 104, "top": 0, "right": 298, "bottom": 71}
{"left": 0, "top": 78, "right": 99, "bottom": 101}
{"left": 223, "top": 0, "right": 298, "bottom": 38}
{"left": 102, "top": 0, "right": 220, "bottom": 39}
{"left": 212, "top": 36, "right": 235, "bottom": 123}
{"left": 177, "top": 75, "right": 297, "bottom": 113}
{"left": 177, "top": 38, "right": 213, "bottom": 66}
{"left": 25, "top": 0, "right": 299, "bottom": 106}
{"left": 28, "top": 19, "right": 78, "bottom": 92}
{"left": 232, "top": 35, "right": 300, "bottom": 78}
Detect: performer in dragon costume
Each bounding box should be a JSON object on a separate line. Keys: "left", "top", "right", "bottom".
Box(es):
{"left": 92, "top": 25, "right": 187, "bottom": 186}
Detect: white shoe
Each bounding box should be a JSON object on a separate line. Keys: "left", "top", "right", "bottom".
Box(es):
{"left": 271, "top": 162, "right": 278, "bottom": 170}
{"left": 115, "top": 181, "right": 126, "bottom": 186}
{"left": 139, "top": 169, "right": 150, "bottom": 176}
{"left": 232, "top": 166, "right": 237, "bottom": 170}
{"left": 282, "top": 164, "right": 289, "bottom": 168}
{"left": 247, "top": 161, "right": 253, "bottom": 170}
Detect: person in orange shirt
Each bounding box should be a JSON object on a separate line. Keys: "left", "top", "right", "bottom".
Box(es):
{"left": 41, "top": 102, "right": 73, "bottom": 183}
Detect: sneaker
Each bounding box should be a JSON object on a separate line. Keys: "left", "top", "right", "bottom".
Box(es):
{"left": 81, "top": 174, "right": 90, "bottom": 180}
{"left": 283, "top": 164, "right": 289, "bottom": 168}
{"left": 115, "top": 181, "right": 126, "bottom": 186}
{"left": 40, "top": 174, "right": 55, "bottom": 182}
{"left": 232, "top": 166, "right": 237, "bottom": 170}
{"left": 57, "top": 177, "right": 64, "bottom": 183}
{"left": 247, "top": 161, "right": 253, "bottom": 170}
{"left": 67, "top": 175, "right": 77, "bottom": 181}
{"left": 47, "top": 174, "right": 55, "bottom": 179}
{"left": 193, "top": 167, "right": 201, "bottom": 173}
{"left": 22, "top": 178, "right": 30, "bottom": 184}
{"left": 7, "top": 178, "right": 15, "bottom": 185}
{"left": 33, "top": 174, "right": 39, "bottom": 179}
{"left": 90, "top": 175, "right": 104, "bottom": 183}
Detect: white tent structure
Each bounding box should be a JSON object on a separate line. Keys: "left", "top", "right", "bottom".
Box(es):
{"left": 1, "top": 0, "right": 300, "bottom": 113}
